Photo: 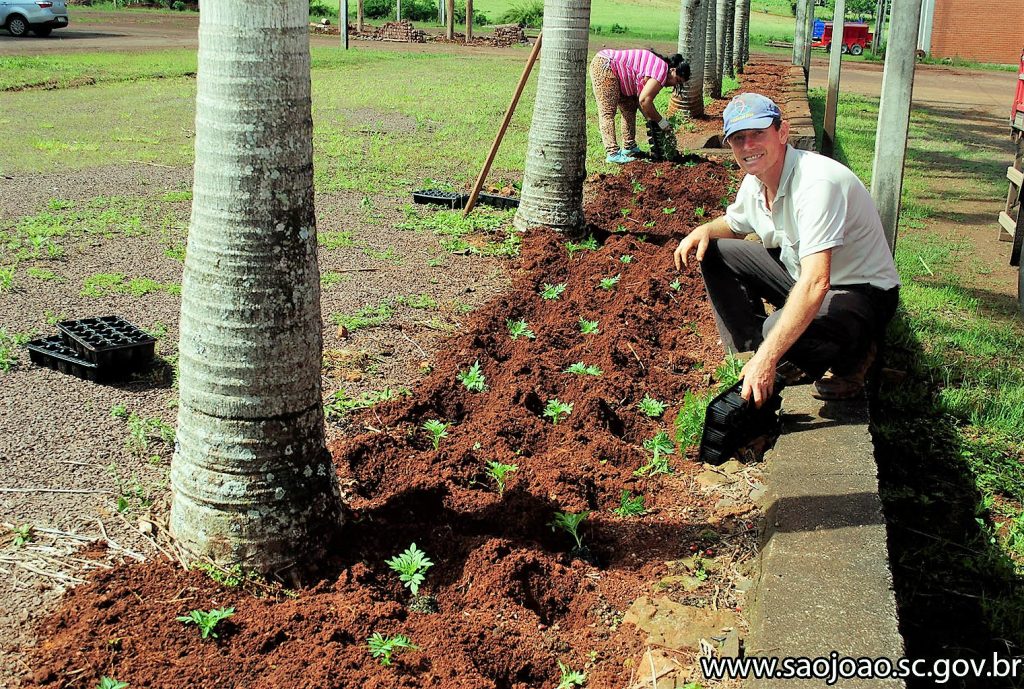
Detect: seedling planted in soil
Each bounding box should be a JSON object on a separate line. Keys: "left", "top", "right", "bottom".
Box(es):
{"left": 578, "top": 317, "right": 600, "bottom": 335}
{"left": 11, "top": 523, "right": 34, "bottom": 547}
{"left": 96, "top": 678, "right": 129, "bottom": 689}
{"left": 367, "top": 632, "right": 418, "bottom": 666}
{"left": 563, "top": 362, "right": 603, "bottom": 376}
{"left": 598, "top": 274, "right": 621, "bottom": 290}
{"left": 550, "top": 510, "right": 589, "bottom": 550}
{"left": 635, "top": 431, "right": 676, "bottom": 476}
{"left": 613, "top": 490, "right": 647, "bottom": 517}
{"left": 620, "top": 254, "right": 633, "bottom": 264}
{"left": 176, "top": 607, "right": 235, "bottom": 640}
{"left": 486, "top": 460, "right": 518, "bottom": 496}
{"left": 543, "top": 398, "right": 573, "bottom": 425}
{"left": 669, "top": 279, "right": 682, "bottom": 291}
{"left": 637, "top": 395, "right": 667, "bottom": 417}
{"left": 386, "top": 543, "right": 434, "bottom": 596}
{"left": 539, "top": 282, "right": 567, "bottom": 300}
{"left": 565, "top": 235, "right": 599, "bottom": 256}
{"left": 556, "top": 660, "right": 588, "bottom": 688}
{"left": 422, "top": 419, "right": 450, "bottom": 450}
{"left": 457, "top": 360, "right": 487, "bottom": 392}
{"left": 506, "top": 318, "right": 536, "bottom": 340}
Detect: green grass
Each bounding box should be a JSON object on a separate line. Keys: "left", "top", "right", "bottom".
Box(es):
{"left": 81, "top": 273, "right": 180, "bottom": 298}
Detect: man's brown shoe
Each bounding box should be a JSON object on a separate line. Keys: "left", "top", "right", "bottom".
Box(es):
{"left": 811, "top": 341, "right": 877, "bottom": 401}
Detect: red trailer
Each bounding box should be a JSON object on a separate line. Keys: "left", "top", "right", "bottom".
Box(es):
{"left": 811, "top": 22, "right": 871, "bottom": 56}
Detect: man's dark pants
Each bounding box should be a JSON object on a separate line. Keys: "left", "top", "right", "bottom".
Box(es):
{"left": 700, "top": 239, "right": 899, "bottom": 380}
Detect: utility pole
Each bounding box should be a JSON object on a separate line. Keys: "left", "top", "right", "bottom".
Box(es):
{"left": 822, "top": 0, "right": 845, "bottom": 157}
{"left": 340, "top": 0, "right": 349, "bottom": 49}
{"left": 870, "top": 0, "right": 923, "bottom": 251}
{"left": 793, "top": 0, "right": 808, "bottom": 68}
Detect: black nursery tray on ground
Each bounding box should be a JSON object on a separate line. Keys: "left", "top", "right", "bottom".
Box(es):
{"left": 699, "top": 380, "right": 783, "bottom": 465}
{"left": 476, "top": 192, "right": 519, "bottom": 210}
{"left": 57, "top": 316, "right": 155, "bottom": 369}
{"left": 411, "top": 189, "right": 468, "bottom": 209}
{"left": 25, "top": 336, "right": 117, "bottom": 383}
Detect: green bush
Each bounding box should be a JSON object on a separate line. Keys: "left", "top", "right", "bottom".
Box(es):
{"left": 498, "top": 0, "right": 543, "bottom": 27}
{"left": 359, "top": 0, "right": 489, "bottom": 25}
{"left": 310, "top": 0, "right": 333, "bottom": 18}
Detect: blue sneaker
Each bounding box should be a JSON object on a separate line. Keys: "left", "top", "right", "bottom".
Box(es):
{"left": 606, "top": 151, "right": 635, "bottom": 164}
{"left": 623, "top": 145, "right": 643, "bottom": 156}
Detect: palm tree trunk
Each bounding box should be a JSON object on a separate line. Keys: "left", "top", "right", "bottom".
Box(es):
{"left": 513, "top": 0, "right": 591, "bottom": 235}
{"left": 357, "top": 0, "right": 364, "bottom": 32}
{"left": 704, "top": 0, "right": 720, "bottom": 99}
{"left": 171, "top": 0, "right": 342, "bottom": 577}
{"left": 465, "top": 0, "right": 473, "bottom": 42}
{"left": 670, "top": 0, "right": 707, "bottom": 117}
{"left": 445, "top": 0, "right": 455, "bottom": 38}
{"left": 719, "top": 0, "right": 734, "bottom": 83}
{"left": 741, "top": 0, "right": 750, "bottom": 65}
{"left": 733, "top": 0, "right": 749, "bottom": 73}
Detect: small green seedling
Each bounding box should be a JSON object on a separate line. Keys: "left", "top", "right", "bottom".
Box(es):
{"left": 620, "top": 254, "right": 633, "bottom": 264}
{"left": 630, "top": 179, "right": 644, "bottom": 194}
{"left": 556, "top": 660, "right": 588, "bottom": 688}
{"left": 635, "top": 431, "right": 676, "bottom": 476}
{"left": 637, "top": 395, "right": 667, "bottom": 417}
{"left": 486, "top": 461, "right": 518, "bottom": 496}
{"left": 176, "top": 607, "right": 235, "bottom": 639}
{"left": 550, "top": 510, "right": 589, "bottom": 550}
{"left": 565, "top": 235, "right": 599, "bottom": 256}
{"left": 564, "top": 362, "right": 603, "bottom": 376}
{"left": 422, "top": 419, "right": 450, "bottom": 450}
{"left": 669, "top": 279, "right": 682, "bottom": 291}
{"left": 457, "top": 360, "right": 487, "bottom": 392}
{"left": 620, "top": 208, "right": 631, "bottom": 217}
{"left": 614, "top": 224, "right": 628, "bottom": 233}
{"left": 506, "top": 318, "right": 536, "bottom": 340}
{"left": 598, "top": 274, "right": 621, "bottom": 290}
{"left": 11, "top": 524, "right": 34, "bottom": 547}
{"left": 662, "top": 207, "right": 676, "bottom": 215}
{"left": 96, "top": 678, "right": 129, "bottom": 689}
{"left": 386, "top": 543, "right": 434, "bottom": 596}
{"left": 613, "top": 490, "right": 647, "bottom": 517}
{"left": 540, "top": 282, "right": 567, "bottom": 300}
{"left": 694, "top": 206, "right": 706, "bottom": 218}
{"left": 367, "top": 632, "right": 418, "bottom": 666}
{"left": 578, "top": 317, "right": 600, "bottom": 335}
{"left": 543, "top": 398, "right": 574, "bottom": 425}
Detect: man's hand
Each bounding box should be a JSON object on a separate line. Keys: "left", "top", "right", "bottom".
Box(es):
{"left": 739, "top": 350, "right": 777, "bottom": 408}
{"left": 673, "top": 227, "right": 709, "bottom": 270}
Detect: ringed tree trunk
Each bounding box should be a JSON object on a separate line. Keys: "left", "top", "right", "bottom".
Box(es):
{"left": 733, "top": 0, "right": 749, "bottom": 73}
{"left": 741, "top": 0, "right": 750, "bottom": 64}
{"left": 513, "top": 0, "right": 591, "bottom": 235}
{"left": 445, "top": 0, "right": 455, "bottom": 38}
{"left": 357, "top": 0, "right": 364, "bottom": 32}
{"left": 721, "top": 0, "right": 734, "bottom": 80}
{"left": 465, "top": 0, "right": 473, "bottom": 42}
{"left": 704, "top": 0, "right": 719, "bottom": 99}
{"left": 171, "top": 0, "right": 342, "bottom": 577}
{"left": 669, "top": 0, "right": 707, "bottom": 117}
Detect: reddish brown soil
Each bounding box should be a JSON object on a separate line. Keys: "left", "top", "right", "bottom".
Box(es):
{"left": 686, "top": 59, "right": 793, "bottom": 137}
{"left": 25, "top": 161, "right": 750, "bottom": 689}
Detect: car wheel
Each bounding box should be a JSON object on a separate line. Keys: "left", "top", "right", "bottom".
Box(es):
{"left": 840, "top": 43, "right": 849, "bottom": 54}
{"left": 850, "top": 43, "right": 863, "bottom": 56}
{"left": 7, "top": 15, "right": 29, "bottom": 37}
{"left": 33, "top": 26, "right": 52, "bottom": 37}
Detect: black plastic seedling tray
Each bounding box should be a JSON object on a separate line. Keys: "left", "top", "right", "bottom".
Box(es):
{"left": 412, "top": 189, "right": 469, "bottom": 209}
{"left": 476, "top": 192, "right": 520, "bottom": 210}
{"left": 57, "top": 315, "right": 155, "bottom": 369}
{"left": 26, "top": 335, "right": 118, "bottom": 383}
{"left": 698, "top": 380, "right": 783, "bottom": 465}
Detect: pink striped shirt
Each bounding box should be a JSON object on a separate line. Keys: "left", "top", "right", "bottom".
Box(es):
{"left": 597, "top": 49, "right": 669, "bottom": 97}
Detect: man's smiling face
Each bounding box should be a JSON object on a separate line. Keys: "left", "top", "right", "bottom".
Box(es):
{"left": 726, "top": 120, "right": 790, "bottom": 179}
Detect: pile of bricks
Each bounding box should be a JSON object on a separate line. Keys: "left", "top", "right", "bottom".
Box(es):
{"left": 378, "top": 20, "right": 426, "bottom": 43}
{"left": 490, "top": 24, "right": 527, "bottom": 46}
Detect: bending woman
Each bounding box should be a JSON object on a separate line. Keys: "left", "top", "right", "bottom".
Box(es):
{"left": 589, "top": 48, "right": 690, "bottom": 164}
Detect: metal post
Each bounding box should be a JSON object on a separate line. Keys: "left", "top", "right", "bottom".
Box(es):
{"left": 340, "top": 0, "right": 349, "bottom": 49}
{"left": 870, "top": 0, "right": 923, "bottom": 251}
{"left": 822, "top": 0, "right": 845, "bottom": 157}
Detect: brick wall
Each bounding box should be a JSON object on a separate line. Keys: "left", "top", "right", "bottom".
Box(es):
{"left": 929, "top": 0, "right": 1024, "bottom": 64}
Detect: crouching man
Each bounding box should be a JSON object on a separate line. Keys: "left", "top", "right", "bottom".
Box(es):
{"left": 673, "top": 93, "right": 900, "bottom": 405}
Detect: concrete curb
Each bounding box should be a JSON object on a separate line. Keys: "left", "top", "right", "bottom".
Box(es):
{"left": 744, "top": 386, "right": 905, "bottom": 688}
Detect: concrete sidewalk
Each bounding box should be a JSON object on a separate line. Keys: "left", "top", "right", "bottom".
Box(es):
{"left": 745, "top": 385, "right": 905, "bottom": 688}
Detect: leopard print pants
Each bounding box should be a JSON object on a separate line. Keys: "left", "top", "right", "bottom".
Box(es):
{"left": 589, "top": 55, "right": 639, "bottom": 155}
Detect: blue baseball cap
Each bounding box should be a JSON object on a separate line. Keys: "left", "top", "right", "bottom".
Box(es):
{"left": 722, "top": 93, "right": 782, "bottom": 140}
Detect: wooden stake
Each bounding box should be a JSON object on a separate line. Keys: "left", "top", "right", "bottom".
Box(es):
{"left": 463, "top": 32, "right": 543, "bottom": 217}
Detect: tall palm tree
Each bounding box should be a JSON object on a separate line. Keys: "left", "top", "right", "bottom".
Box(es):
{"left": 670, "top": 0, "right": 707, "bottom": 117}
{"left": 445, "top": 0, "right": 455, "bottom": 39}
{"left": 357, "top": 0, "right": 364, "bottom": 33}
{"left": 733, "top": 0, "right": 750, "bottom": 73}
{"left": 704, "top": 0, "right": 720, "bottom": 99}
{"left": 171, "top": 0, "right": 342, "bottom": 577}
{"left": 513, "top": 0, "right": 591, "bottom": 235}
{"left": 719, "top": 0, "right": 735, "bottom": 82}
{"left": 465, "top": 0, "right": 473, "bottom": 42}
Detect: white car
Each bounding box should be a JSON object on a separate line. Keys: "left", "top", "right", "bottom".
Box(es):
{"left": 1, "top": 0, "right": 69, "bottom": 37}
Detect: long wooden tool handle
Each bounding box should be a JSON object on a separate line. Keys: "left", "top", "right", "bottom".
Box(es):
{"left": 463, "top": 32, "right": 543, "bottom": 217}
